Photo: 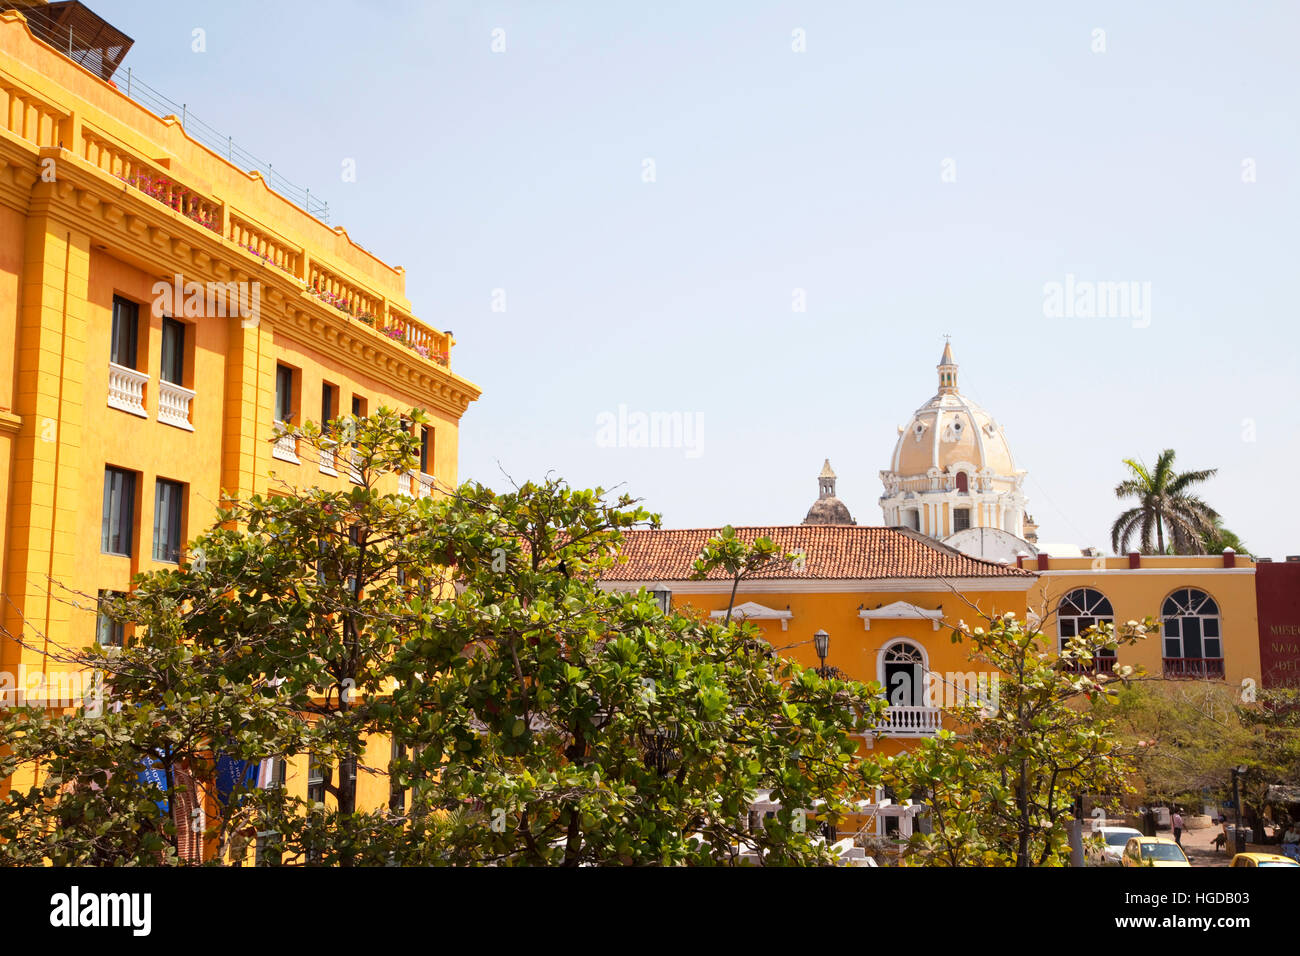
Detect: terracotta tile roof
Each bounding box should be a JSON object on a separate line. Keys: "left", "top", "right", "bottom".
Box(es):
{"left": 604, "top": 526, "right": 1036, "bottom": 582}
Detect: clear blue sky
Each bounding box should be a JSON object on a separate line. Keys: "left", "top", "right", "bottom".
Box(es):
{"left": 104, "top": 1, "right": 1299, "bottom": 557}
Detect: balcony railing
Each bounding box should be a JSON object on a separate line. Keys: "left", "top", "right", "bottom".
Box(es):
{"left": 400, "top": 471, "right": 435, "bottom": 499}
{"left": 318, "top": 439, "right": 338, "bottom": 477}
{"left": 271, "top": 423, "right": 298, "bottom": 463}
{"left": 1162, "top": 657, "right": 1225, "bottom": 680}
{"left": 157, "top": 380, "right": 195, "bottom": 430}
{"left": 1060, "top": 655, "right": 1117, "bottom": 676}
{"left": 107, "top": 363, "right": 148, "bottom": 417}
{"left": 874, "top": 705, "right": 943, "bottom": 736}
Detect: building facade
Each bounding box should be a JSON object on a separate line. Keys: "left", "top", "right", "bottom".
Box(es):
{"left": 0, "top": 5, "right": 480, "bottom": 817}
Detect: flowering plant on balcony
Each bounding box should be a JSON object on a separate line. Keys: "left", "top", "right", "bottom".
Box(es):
{"left": 243, "top": 241, "right": 273, "bottom": 264}
{"left": 119, "top": 171, "right": 219, "bottom": 233}
{"left": 381, "top": 326, "right": 406, "bottom": 342}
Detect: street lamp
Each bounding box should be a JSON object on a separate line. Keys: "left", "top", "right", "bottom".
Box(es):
{"left": 813, "top": 629, "right": 830, "bottom": 677}
{"left": 649, "top": 584, "right": 672, "bottom": 614}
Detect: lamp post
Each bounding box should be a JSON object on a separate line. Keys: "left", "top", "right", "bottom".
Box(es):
{"left": 1232, "top": 765, "right": 1247, "bottom": 831}
{"left": 813, "top": 629, "right": 830, "bottom": 677}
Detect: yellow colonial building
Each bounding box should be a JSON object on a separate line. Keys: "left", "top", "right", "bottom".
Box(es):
{"left": 0, "top": 3, "right": 479, "bottom": 820}
{"left": 603, "top": 344, "right": 1289, "bottom": 839}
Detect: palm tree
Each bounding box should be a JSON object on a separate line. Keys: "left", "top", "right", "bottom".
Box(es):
{"left": 1110, "top": 450, "right": 1219, "bottom": 555}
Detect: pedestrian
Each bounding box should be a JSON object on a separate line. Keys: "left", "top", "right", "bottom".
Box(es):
{"left": 1172, "top": 808, "right": 1184, "bottom": 846}
{"left": 1282, "top": 820, "right": 1300, "bottom": 862}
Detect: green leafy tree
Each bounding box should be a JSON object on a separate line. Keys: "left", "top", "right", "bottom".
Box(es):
{"left": 384, "top": 497, "right": 886, "bottom": 865}
{"left": 886, "top": 610, "right": 1149, "bottom": 866}
{"left": 1, "top": 410, "right": 886, "bottom": 866}
{"left": 1199, "top": 517, "right": 1250, "bottom": 557}
{"left": 1110, "top": 449, "right": 1219, "bottom": 555}
{"left": 1101, "top": 683, "right": 1300, "bottom": 839}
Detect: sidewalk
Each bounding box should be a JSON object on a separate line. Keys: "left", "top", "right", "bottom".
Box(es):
{"left": 1175, "top": 822, "right": 1275, "bottom": 867}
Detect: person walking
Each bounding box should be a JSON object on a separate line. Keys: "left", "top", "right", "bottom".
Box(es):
{"left": 1172, "top": 808, "right": 1184, "bottom": 846}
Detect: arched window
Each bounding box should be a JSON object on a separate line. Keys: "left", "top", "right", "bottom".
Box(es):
{"left": 1161, "top": 588, "right": 1223, "bottom": 679}
{"left": 1057, "top": 588, "right": 1115, "bottom": 674}
{"left": 880, "top": 641, "right": 926, "bottom": 707}
{"left": 955, "top": 471, "right": 969, "bottom": 493}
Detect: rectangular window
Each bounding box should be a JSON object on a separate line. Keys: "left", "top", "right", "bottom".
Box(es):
{"left": 267, "top": 757, "right": 287, "bottom": 788}
{"left": 389, "top": 739, "right": 407, "bottom": 813}
{"left": 254, "top": 831, "right": 282, "bottom": 867}
{"left": 321, "top": 382, "right": 337, "bottom": 425}
{"left": 96, "top": 590, "right": 125, "bottom": 647}
{"left": 110, "top": 296, "right": 139, "bottom": 368}
{"left": 153, "top": 479, "right": 185, "bottom": 563}
{"left": 101, "top": 467, "right": 137, "bottom": 556}
{"left": 953, "top": 508, "right": 971, "bottom": 532}
{"left": 160, "top": 316, "right": 185, "bottom": 385}
{"left": 307, "top": 755, "right": 327, "bottom": 804}
{"left": 419, "top": 426, "right": 431, "bottom": 475}
{"left": 274, "top": 364, "right": 295, "bottom": 423}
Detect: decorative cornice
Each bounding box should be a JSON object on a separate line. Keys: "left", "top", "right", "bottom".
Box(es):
{"left": 859, "top": 600, "right": 945, "bottom": 630}
{"left": 7, "top": 141, "right": 480, "bottom": 419}
{"left": 708, "top": 601, "right": 794, "bottom": 630}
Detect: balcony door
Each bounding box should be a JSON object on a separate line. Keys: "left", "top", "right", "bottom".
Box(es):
{"left": 881, "top": 641, "right": 926, "bottom": 707}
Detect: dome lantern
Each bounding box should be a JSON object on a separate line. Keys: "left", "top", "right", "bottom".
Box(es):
{"left": 937, "top": 338, "right": 958, "bottom": 395}
{"left": 803, "top": 459, "right": 855, "bottom": 525}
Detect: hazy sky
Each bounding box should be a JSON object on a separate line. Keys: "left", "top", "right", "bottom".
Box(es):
{"left": 102, "top": 1, "right": 1299, "bottom": 557}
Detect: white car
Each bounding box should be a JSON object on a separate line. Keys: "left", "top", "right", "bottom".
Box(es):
{"left": 1091, "top": 826, "right": 1144, "bottom": 865}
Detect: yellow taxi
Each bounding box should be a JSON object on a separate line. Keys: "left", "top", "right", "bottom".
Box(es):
{"left": 1121, "top": 836, "right": 1191, "bottom": 867}
{"left": 1229, "top": 852, "right": 1299, "bottom": 868}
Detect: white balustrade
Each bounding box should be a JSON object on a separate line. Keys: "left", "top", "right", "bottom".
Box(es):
{"left": 875, "top": 705, "right": 943, "bottom": 736}
{"left": 401, "top": 470, "right": 435, "bottom": 499}
{"left": 157, "top": 379, "right": 195, "bottom": 430}
{"left": 107, "top": 362, "right": 149, "bottom": 417}
{"left": 416, "top": 471, "right": 434, "bottom": 499}
{"left": 272, "top": 421, "right": 299, "bottom": 463}
{"left": 319, "top": 438, "right": 338, "bottom": 476}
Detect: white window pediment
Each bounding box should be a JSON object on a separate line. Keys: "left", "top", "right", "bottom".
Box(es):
{"left": 859, "top": 601, "right": 943, "bottom": 631}
{"left": 710, "top": 601, "right": 793, "bottom": 631}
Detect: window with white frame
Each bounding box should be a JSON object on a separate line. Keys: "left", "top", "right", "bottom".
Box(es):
{"left": 1162, "top": 588, "right": 1222, "bottom": 661}
{"left": 1057, "top": 588, "right": 1115, "bottom": 655}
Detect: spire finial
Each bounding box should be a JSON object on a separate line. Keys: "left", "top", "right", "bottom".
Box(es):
{"left": 937, "top": 338, "right": 957, "bottom": 394}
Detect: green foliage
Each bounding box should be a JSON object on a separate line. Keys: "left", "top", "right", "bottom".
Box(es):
{"left": 886, "top": 611, "right": 1147, "bottom": 866}
{"left": 1, "top": 409, "right": 885, "bottom": 866}
{"left": 1110, "top": 449, "right": 1220, "bottom": 555}
{"left": 1099, "top": 683, "right": 1300, "bottom": 834}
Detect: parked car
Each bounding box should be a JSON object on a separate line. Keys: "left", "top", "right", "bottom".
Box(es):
{"left": 1089, "top": 827, "right": 1144, "bottom": 865}
{"left": 1122, "top": 836, "right": 1190, "bottom": 867}
{"left": 1229, "top": 852, "right": 1300, "bottom": 868}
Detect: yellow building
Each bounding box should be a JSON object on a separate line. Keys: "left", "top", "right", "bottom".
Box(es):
{"left": 0, "top": 4, "right": 480, "bottom": 819}
{"left": 602, "top": 343, "right": 1284, "bottom": 838}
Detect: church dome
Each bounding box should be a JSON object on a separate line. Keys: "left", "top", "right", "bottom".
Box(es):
{"left": 803, "top": 459, "right": 855, "bottom": 525}
{"left": 887, "top": 342, "right": 1017, "bottom": 479}
{"left": 878, "top": 342, "right": 1030, "bottom": 542}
